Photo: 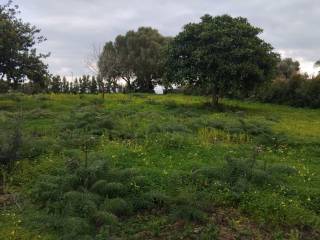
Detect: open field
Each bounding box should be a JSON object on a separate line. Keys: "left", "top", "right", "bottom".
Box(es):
{"left": 0, "top": 93, "right": 320, "bottom": 239}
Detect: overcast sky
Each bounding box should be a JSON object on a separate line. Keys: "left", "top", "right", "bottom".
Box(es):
{"left": 12, "top": 0, "right": 320, "bottom": 77}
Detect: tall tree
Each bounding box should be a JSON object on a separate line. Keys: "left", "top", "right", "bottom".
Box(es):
{"left": 72, "top": 78, "right": 80, "bottom": 94}
{"left": 96, "top": 74, "right": 105, "bottom": 98}
{"left": 98, "top": 42, "right": 120, "bottom": 93}
{"left": 90, "top": 76, "right": 98, "bottom": 94}
{"left": 167, "top": 14, "right": 279, "bottom": 105}
{"left": 315, "top": 60, "right": 320, "bottom": 75}
{"left": 99, "top": 27, "right": 170, "bottom": 93}
{"left": 51, "top": 75, "right": 62, "bottom": 93}
{"left": 79, "top": 76, "right": 86, "bottom": 94}
{"left": 62, "top": 76, "right": 69, "bottom": 93}
{"left": 0, "top": 1, "right": 49, "bottom": 90}
{"left": 277, "top": 58, "right": 300, "bottom": 80}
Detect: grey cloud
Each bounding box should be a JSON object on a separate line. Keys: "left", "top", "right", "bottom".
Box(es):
{"left": 13, "top": 0, "right": 320, "bottom": 76}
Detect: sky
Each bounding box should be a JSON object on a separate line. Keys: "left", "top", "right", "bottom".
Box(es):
{"left": 11, "top": 0, "right": 320, "bottom": 77}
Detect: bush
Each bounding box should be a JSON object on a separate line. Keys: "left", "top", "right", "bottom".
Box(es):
{"left": 91, "top": 211, "right": 118, "bottom": 227}
{"left": 143, "top": 191, "right": 171, "bottom": 209}
{"left": 259, "top": 74, "right": 320, "bottom": 108}
{"left": 91, "top": 180, "right": 126, "bottom": 198}
{"left": 171, "top": 205, "right": 207, "bottom": 223}
{"left": 103, "top": 198, "right": 133, "bottom": 216}
{"left": 63, "top": 191, "right": 99, "bottom": 218}
{"left": 62, "top": 217, "right": 93, "bottom": 239}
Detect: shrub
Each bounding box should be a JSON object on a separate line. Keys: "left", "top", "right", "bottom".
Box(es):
{"left": 171, "top": 205, "right": 207, "bottom": 223}
{"left": 143, "top": 191, "right": 171, "bottom": 210}
{"left": 258, "top": 74, "right": 320, "bottom": 108}
{"left": 97, "top": 117, "right": 115, "bottom": 130}
{"left": 103, "top": 198, "right": 133, "bottom": 216}
{"left": 63, "top": 191, "right": 98, "bottom": 218}
{"left": 91, "top": 211, "right": 118, "bottom": 227}
{"left": 61, "top": 217, "right": 93, "bottom": 239}
{"left": 91, "top": 180, "right": 126, "bottom": 198}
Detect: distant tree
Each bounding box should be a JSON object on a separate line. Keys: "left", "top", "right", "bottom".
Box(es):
{"left": 62, "top": 76, "right": 69, "bottom": 93}
{"left": 315, "top": 60, "right": 320, "bottom": 75}
{"left": 99, "top": 27, "right": 170, "bottom": 93}
{"left": 278, "top": 58, "right": 300, "bottom": 80}
{"left": 79, "top": 76, "right": 86, "bottom": 94}
{"left": 90, "top": 76, "right": 98, "bottom": 94}
{"left": 0, "top": 1, "right": 49, "bottom": 90}
{"left": 72, "top": 78, "right": 80, "bottom": 94}
{"left": 96, "top": 74, "right": 105, "bottom": 97}
{"left": 69, "top": 82, "right": 73, "bottom": 94}
{"left": 51, "top": 75, "right": 62, "bottom": 93}
{"left": 98, "top": 42, "right": 119, "bottom": 93}
{"left": 167, "top": 14, "right": 279, "bottom": 105}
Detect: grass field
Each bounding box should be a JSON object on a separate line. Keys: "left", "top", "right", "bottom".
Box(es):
{"left": 0, "top": 93, "right": 319, "bottom": 239}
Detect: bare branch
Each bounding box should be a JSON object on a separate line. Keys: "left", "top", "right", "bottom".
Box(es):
{"left": 84, "top": 43, "right": 102, "bottom": 75}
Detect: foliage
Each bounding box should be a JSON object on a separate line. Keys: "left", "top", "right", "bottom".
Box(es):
{"left": 277, "top": 58, "right": 300, "bottom": 80}
{"left": 166, "top": 14, "right": 279, "bottom": 105}
{"left": 0, "top": 1, "right": 49, "bottom": 90}
{"left": 259, "top": 74, "right": 320, "bottom": 108}
{"left": 98, "top": 27, "right": 171, "bottom": 93}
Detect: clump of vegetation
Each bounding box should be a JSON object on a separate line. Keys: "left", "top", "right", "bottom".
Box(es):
{"left": 30, "top": 155, "right": 147, "bottom": 238}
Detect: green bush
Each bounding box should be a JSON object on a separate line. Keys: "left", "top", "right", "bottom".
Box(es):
{"left": 103, "top": 198, "right": 133, "bottom": 216}
{"left": 259, "top": 75, "right": 320, "bottom": 108}
{"left": 143, "top": 191, "right": 171, "bottom": 210}
{"left": 63, "top": 191, "right": 99, "bottom": 218}
{"left": 91, "top": 211, "right": 118, "bottom": 226}
{"left": 171, "top": 205, "right": 207, "bottom": 223}
{"left": 61, "top": 217, "right": 93, "bottom": 239}
{"left": 91, "top": 180, "right": 126, "bottom": 198}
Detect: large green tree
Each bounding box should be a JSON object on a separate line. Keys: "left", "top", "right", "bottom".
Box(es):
{"left": 98, "top": 42, "right": 120, "bottom": 94}
{"left": 0, "top": 1, "right": 49, "bottom": 90}
{"left": 167, "top": 14, "right": 279, "bottom": 105}
{"left": 99, "top": 27, "right": 170, "bottom": 93}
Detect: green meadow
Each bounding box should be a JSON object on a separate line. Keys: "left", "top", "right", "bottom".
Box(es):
{"left": 0, "top": 93, "right": 319, "bottom": 239}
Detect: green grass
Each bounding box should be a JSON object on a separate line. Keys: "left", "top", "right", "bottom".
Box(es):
{"left": 0, "top": 93, "right": 320, "bottom": 239}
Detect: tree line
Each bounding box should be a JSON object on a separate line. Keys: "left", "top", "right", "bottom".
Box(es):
{"left": 11, "top": 75, "right": 126, "bottom": 95}
{"left": 1, "top": 1, "right": 319, "bottom": 107}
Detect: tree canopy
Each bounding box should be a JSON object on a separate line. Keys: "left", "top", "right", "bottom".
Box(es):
{"left": 166, "top": 14, "right": 279, "bottom": 105}
{"left": 0, "top": 1, "right": 49, "bottom": 90}
{"left": 98, "top": 27, "right": 170, "bottom": 93}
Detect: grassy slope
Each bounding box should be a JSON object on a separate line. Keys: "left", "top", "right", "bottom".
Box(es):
{"left": 0, "top": 93, "right": 319, "bottom": 239}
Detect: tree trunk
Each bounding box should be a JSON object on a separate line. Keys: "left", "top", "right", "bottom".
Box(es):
{"left": 212, "top": 95, "right": 219, "bottom": 106}
{"left": 0, "top": 169, "right": 6, "bottom": 195}
{"left": 211, "top": 89, "right": 220, "bottom": 107}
